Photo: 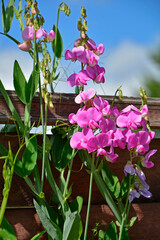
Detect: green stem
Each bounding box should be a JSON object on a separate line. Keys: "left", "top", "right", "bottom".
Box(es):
{"left": 63, "top": 149, "right": 75, "bottom": 198}
{"left": 41, "top": 100, "right": 48, "bottom": 192}
{"left": 84, "top": 151, "right": 122, "bottom": 223}
{"left": 83, "top": 153, "right": 95, "bottom": 240}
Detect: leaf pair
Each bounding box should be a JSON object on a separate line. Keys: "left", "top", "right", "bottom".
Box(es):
{"left": 99, "top": 222, "right": 129, "bottom": 240}
{"left": 13, "top": 60, "right": 39, "bottom": 104}
{"left": 1, "top": 0, "right": 15, "bottom": 33}
{"left": 34, "top": 198, "right": 83, "bottom": 240}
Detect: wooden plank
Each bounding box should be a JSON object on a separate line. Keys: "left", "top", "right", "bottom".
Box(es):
{"left": 4, "top": 203, "right": 160, "bottom": 240}
{"left": 0, "top": 134, "right": 159, "bottom": 206}
{"left": 0, "top": 91, "right": 160, "bottom": 128}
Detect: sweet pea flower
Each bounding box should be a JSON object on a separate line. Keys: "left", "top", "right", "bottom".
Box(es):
{"left": 96, "top": 44, "right": 105, "bottom": 55}
{"left": 76, "top": 107, "right": 103, "bottom": 128}
{"left": 129, "top": 189, "right": 140, "bottom": 202}
{"left": 93, "top": 96, "right": 111, "bottom": 116}
{"left": 142, "top": 149, "right": 157, "bottom": 168}
{"left": 124, "top": 163, "right": 135, "bottom": 176}
{"left": 99, "top": 118, "right": 116, "bottom": 133}
{"left": 70, "top": 128, "right": 94, "bottom": 150}
{"left": 67, "top": 70, "right": 91, "bottom": 87}
{"left": 86, "top": 64, "right": 105, "bottom": 83}
{"left": 117, "top": 105, "right": 142, "bottom": 129}
{"left": 22, "top": 26, "right": 35, "bottom": 41}
{"left": 75, "top": 88, "right": 96, "bottom": 104}
{"left": 113, "top": 129, "right": 126, "bottom": 149}
{"left": 87, "top": 133, "right": 111, "bottom": 156}
{"left": 85, "top": 49, "right": 99, "bottom": 66}
{"left": 43, "top": 29, "right": 55, "bottom": 42}
{"left": 18, "top": 41, "right": 32, "bottom": 51}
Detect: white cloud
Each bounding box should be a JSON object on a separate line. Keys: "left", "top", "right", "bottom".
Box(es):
{"left": 0, "top": 41, "right": 160, "bottom": 97}
{"left": 0, "top": 48, "right": 32, "bottom": 90}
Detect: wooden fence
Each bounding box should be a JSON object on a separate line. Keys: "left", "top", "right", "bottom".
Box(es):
{"left": 0, "top": 91, "right": 160, "bottom": 240}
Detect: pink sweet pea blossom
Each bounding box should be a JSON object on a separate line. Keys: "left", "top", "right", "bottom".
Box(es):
{"left": 85, "top": 49, "right": 99, "bottom": 66}
{"left": 86, "top": 64, "right": 105, "bottom": 83}
{"left": 99, "top": 119, "right": 116, "bottom": 133}
{"left": 87, "top": 133, "right": 111, "bottom": 156}
{"left": 93, "top": 96, "right": 111, "bottom": 116}
{"left": 75, "top": 88, "right": 96, "bottom": 104}
{"left": 117, "top": 105, "right": 142, "bottom": 129}
{"left": 22, "top": 26, "right": 55, "bottom": 42}
{"left": 96, "top": 44, "right": 104, "bottom": 55}
{"left": 67, "top": 70, "right": 91, "bottom": 87}
{"left": 43, "top": 29, "right": 55, "bottom": 42}
{"left": 113, "top": 129, "right": 126, "bottom": 149}
{"left": 76, "top": 107, "right": 103, "bottom": 128}
{"left": 18, "top": 41, "right": 32, "bottom": 51}
{"left": 70, "top": 128, "right": 94, "bottom": 150}
{"left": 142, "top": 149, "right": 157, "bottom": 168}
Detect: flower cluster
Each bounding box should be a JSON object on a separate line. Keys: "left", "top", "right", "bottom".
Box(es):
{"left": 65, "top": 38, "right": 105, "bottom": 87}
{"left": 18, "top": 26, "right": 55, "bottom": 51}
{"left": 69, "top": 88, "right": 157, "bottom": 201}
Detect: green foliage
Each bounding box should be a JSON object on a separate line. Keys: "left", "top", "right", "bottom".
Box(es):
{"left": 52, "top": 25, "right": 63, "bottom": 59}
{"left": 62, "top": 212, "right": 83, "bottom": 240}
{"left": 103, "top": 222, "right": 118, "bottom": 240}
{"left": 34, "top": 199, "right": 63, "bottom": 240}
{"left": 119, "top": 175, "right": 130, "bottom": 198}
{"left": 13, "top": 60, "right": 39, "bottom": 104}
{"left": 21, "top": 136, "right": 38, "bottom": 177}
{"left": 101, "top": 162, "right": 121, "bottom": 199}
{"left": 51, "top": 133, "right": 73, "bottom": 171}
{"left": 1, "top": 0, "right": 15, "bottom": 33}
{"left": 30, "top": 230, "right": 46, "bottom": 240}
{"left": 70, "top": 196, "right": 83, "bottom": 213}
{"left": 0, "top": 217, "right": 17, "bottom": 240}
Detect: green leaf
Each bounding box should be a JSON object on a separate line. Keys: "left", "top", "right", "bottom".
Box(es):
{"left": 62, "top": 212, "right": 83, "bottom": 240}
{"left": 98, "top": 230, "right": 105, "bottom": 240}
{"left": 104, "top": 222, "right": 118, "bottom": 240}
{"left": 52, "top": 25, "right": 63, "bottom": 59}
{"left": 0, "top": 217, "right": 17, "bottom": 240}
{"left": 121, "top": 228, "right": 129, "bottom": 240}
{"left": 13, "top": 60, "right": 28, "bottom": 104}
{"left": 0, "top": 80, "right": 24, "bottom": 132}
{"left": 128, "top": 216, "right": 137, "bottom": 228}
{"left": 70, "top": 196, "right": 83, "bottom": 213}
{"left": 120, "top": 175, "right": 130, "bottom": 199}
{"left": 5, "top": 0, "right": 15, "bottom": 33}
{"left": 14, "top": 61, "right": 39, "bottom": 104}
{"left": 51, "top": 134, "right": 73, "bottom": 171}
{"left": 1, "top": 0, "right": 6, "bottom": 32}
{"left": 22, "top": 136, "right": 37, "bottom": 176}
{"left": 30, "top": 230, "right": 46, "bottom": 240}
{"left": 26, "top": 66, "right": 39, "bottom": 102}
{"left": 101, "top": 162, "right": 120, "bottom": 199}
{"left": 34, "top": 199, "right": 62, "bottom": 240}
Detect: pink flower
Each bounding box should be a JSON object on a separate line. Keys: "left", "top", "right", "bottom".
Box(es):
{"left": 87, "top": 133, "right": 111, "bottom": 156}
{"left": 18, "top": 41, "right": 32, "bottom": 51}
{"left": 85, "top": 49, "right": 99, "bottom": 66}
{"left": 76, "top": 107, "right": 103, "bottom": 128}
{"left": 93, "top": 96, "right": 111, "bottom": 115}
{"left": 141, "top": 105, "right": 149, "bottom": 117}
{"left": 96, "top": 44, "right": 104, "bottom": 55}
{"left": 22, "top": 26, "right": 55, "bottom": 42}
{"left": 113, "top": 129, "right": 126, "bottom": 149}
{"left": 67, "top": 70, "right": 91, "bottom": 87}
{"left": 117, "top": 105, "right": 142, "bottom": 129}
{"left": 142, "top": 149, "right": 157, "bottom": 168}
{"left": 22, "top": 26, "right": 35, "bottom": 41}
{"left": 99, "top": 118, "right": 116, "bottom": 133}
{"left": 75, "top": 88, "right": 96, "bottom": 104}
{"left": 43, "top": 29, "right": 55, "bottom": 42}
{"left": 70, "top": 128, "right": 94, "bottom": 150}
{"left": 86, "top": 64, "right": 105, "bottom": 83}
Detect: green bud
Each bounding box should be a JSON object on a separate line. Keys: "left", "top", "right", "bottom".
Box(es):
{"left": 119, "top": 89, "right": 123, "bottom": 100}
{"left": 81, "top": 5, "right": 87, "bottom": 18}
{"left": 77, "top": 17, "right": 82, "bottom": 31}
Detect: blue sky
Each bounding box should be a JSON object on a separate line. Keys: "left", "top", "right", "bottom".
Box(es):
{"left": 0, "top": 0, "right": 160, "bottom": 96}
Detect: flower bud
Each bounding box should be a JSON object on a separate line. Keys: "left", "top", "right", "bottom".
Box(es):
{"left": 81, "top": 6, "right": 87, "bottom": 18}
{"left": 18, "top": 41, "right": 32, "bottom": 51}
